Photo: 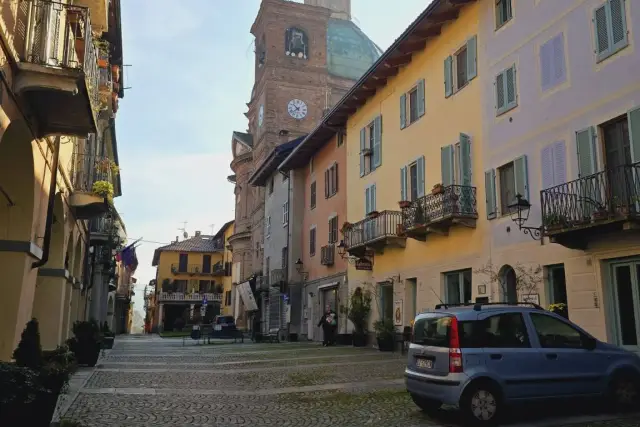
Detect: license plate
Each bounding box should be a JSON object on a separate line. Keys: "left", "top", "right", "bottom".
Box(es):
{"left": 416, "top": 358, "right": 433, "bottom": 369}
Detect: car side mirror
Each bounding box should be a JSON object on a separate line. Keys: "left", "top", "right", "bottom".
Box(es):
{"left": 582, "top": 335, "right": 597, "bottom": 350}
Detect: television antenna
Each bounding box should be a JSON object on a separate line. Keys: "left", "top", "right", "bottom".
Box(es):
{"left": 178, "top": 221, "right": 188, "bottom": 239}
{"left": 209, "top": 223, "right": 216, "bottom": 235}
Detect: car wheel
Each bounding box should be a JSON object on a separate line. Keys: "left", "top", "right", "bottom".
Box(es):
{"left": 608, "top": 372, "right": 640, "bottom": 411}
{"left": 410, "top": 393, "right": 441, "bottom": 417}
{"left": 460, "top": 381, "right": 502, "bottom": 426}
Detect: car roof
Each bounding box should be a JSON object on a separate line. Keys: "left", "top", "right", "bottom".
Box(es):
{"left": 416, "top": 303, "right": 544, "bottom": 321}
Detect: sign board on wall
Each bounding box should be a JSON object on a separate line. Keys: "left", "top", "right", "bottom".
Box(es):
{"left": 394, "top": 300, "right": 403, "bottom": 326}
{"left": 237, "top": 280, "right": 258, "bottom": 311}
{"left": 355, "top": 258, "right": 373, "bottom": 271}
{"left": 522, "top": 294, "right": 540, "bottom": 305}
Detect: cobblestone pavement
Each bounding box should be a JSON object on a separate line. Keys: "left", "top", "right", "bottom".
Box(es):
{"left": 60, "top": 335, "right": 640, "bottom": 427}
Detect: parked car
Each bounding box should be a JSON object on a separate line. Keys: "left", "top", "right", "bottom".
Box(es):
{"left": 405, "top": 302, "right": 640, "bottom": 426}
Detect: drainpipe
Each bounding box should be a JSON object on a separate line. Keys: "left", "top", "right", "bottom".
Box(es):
{"left": 32, "top": 136, "right": 61, "bottom": 269}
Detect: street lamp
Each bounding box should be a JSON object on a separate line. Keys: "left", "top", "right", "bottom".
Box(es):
{"left": 336, "top": 240, "right": 358, "bottom": 264}
{"left": 507, "top": 193, "right": 543, "bottom": 241}
{"left": 295, "top": 258, "right": 308, "bottom": 281}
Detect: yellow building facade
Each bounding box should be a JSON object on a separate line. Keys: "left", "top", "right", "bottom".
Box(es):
{"left": 338, "top": 1, "right": 486, "bottom": 331}
{"left": 221, "top": 221, "right": 236, "bottom": 316}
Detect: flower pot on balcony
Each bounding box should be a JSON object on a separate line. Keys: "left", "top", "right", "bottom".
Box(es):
{"left": 396, "top": 224, "right": 405, "bottom": 236}
{"left": 111, "top": 65, "right": 120, "bottom": 82}
{"left": 592, "top": 209, "right": 609, "bottom": 221}
{"left": 98, "top": 58, "right": 108, "bottom": 68}
{"left": 398, "top": 200, "right": 411, "bottom": 209}
{"left": 341, "top": 222, "right": 352, "bottom": 233}
{"left": 367, "top": 211, "right": 380, "bottom": 219}
{"left": 432, "top": 184, "right": 444, "bottom": 195}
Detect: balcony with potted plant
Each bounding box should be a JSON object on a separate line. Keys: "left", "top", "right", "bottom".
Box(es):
{"left": 400, "top": 184, "right": 478, "bottom": 241}
{"left": 69, "top": 152, "right": 119, "bottom": 219}
{"left": 342, "top": 211, "right": 406, "bottom": 257}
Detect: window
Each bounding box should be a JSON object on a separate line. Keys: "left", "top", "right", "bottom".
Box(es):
{"left": 444, "top": 36, "right": 477, "bottom": 98}
{"left": 310, "top": 181, "right": 316, "bottom": 209}
{"left": 379, "top": 283, "right": 394, "bottom": 320}
{"left": 400, "top": 80, "right": 425, "bottom": 129}
{"left": 337, "top": 131, "right": 345, "bottom": 147}
{"left": 268, "top": 176, "right": 274, "bottom": 195}
{"left": 593, "top": 0, "right": 628, "bottom": 63}
{"left": 400, "top": 156, "right": 425, "bottom": 202}
{"left": 478, "top": 313, "right": 530, "bottom": 348}
{"left": 530, "top": 313, "right": 585, "bottom": 349}
{"left": 359, "top": 116, "right": 382, "bottom": 176}
{"left": 328, "top": 216, "right": 338, "bottom": 243}
{"left": 498, "top": 162, "right": 516, "bottom": 215}
{"left": 281, "top": 247, "right": 288, "bottom": 270}
{"left": 285, "top": 27, "right": 308, "bottom": 59}
{"left": 325, "top": 163, "right": 338, "bottom": 198}
{"left": 488, "top": 155, "right": 528, "bottom": 217}
{"left": 541, "top": 141, "right": 566, "bottom": 189}
{"left": 444, "top": 269, "right": 472, "bottom": 304}
{"left": 496, "top": 0, "right": 512, "bottom": 29}
{"left": 309, "top": 227, "right": 316, "bottom": 256}
{"left": 178, "top": 253, "right": 188, "bottom": 272}
{"left": 441, "top": 134, "right": 472, "bottom": 187}
{"left": 495, "top": 65, "right": 518, "bottom": 115}
{"left": 365, "top": 184, "right": 376, "bottom": 214}
{"left": 225, "top": 291, "right": 232, "bottom": 306}
{"left": 265, "top": 216, "right": 271, "bottom": 238}
{"left": 540, "top": 33, "right": 567, "bottom": 92}
{"left": 282, "top": 201, "right": 289, "bottom": 225}
{"left": 546, "top": 265, "right": 568, "bottom": 307}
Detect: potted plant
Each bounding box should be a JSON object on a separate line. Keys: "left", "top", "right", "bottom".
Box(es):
{"left": 592, "top": 206, "right": 609, "bottom": 221}
{"left": 398, "top": 200, "right": 411, "bottom": 209}
{"left": 432, "top": 183, "right": 444, "bottom": 195}
{"left": 66, "top": 320, "right": 102, "bottom": 366}
{"left": 373, "top": 317, "right": 396, "bottom": 352}
{"left": 549, "top": 303, "right": 569, "bottom": 319}
{"left": 543, "top": 213, "right": 567, "bottom": 231}
{"left": 92, "top": 180, "right": 114, "bottom": 202}
{"left": 367, "top": 210, "right": 380, "bottom": 219}
{"left": 413, "top": 204, "right": 426, "bottom": 227}
{"left": 340, "top": 287, "right": 372, "bottom": 347}
{"left": 341, "top": 221, "right": 353, "bottom": 233}
{"left": 101, "top": 321, "right": 115, "bottom": 349}
{"left": 112, "top": 64, "right": 120, "bottom": 82}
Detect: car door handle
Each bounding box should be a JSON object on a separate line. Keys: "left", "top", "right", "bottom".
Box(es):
{"left": 546, "top": 353, "right": 558, "bottom": 360}
{"left": 489, "top": 354, "right": 502, "bottom": 360}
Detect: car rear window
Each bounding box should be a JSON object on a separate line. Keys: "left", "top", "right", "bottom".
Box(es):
{"left": 412, "top": 315, "right": 474, "bottom": 347}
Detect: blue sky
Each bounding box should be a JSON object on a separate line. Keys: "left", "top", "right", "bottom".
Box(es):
{"left": 115, "top": 0, "right": 429, "bottom": 317}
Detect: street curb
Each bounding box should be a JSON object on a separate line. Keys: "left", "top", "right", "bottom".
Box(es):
{"left": 49, "top": 348, "right": 111, "bottom": 426}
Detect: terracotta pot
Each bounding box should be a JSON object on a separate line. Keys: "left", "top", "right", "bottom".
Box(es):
{"left": 98, "top": 58, "right": 108, "bottom": 68}
{"left": 432, "top": 185, "right": 444, "bottom": 195}
{"left": 398, "top": 201, "right": 411, "bottom": 208}
{"left": 367, "top": 211, "right": 380, "bottom": 219}
{"left": 111, "top": 65, "right": 120, "bottom": 82}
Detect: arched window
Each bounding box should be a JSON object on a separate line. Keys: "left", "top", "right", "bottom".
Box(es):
{"left": 257, "top": 35, "right": 266, "bottom": 67}
{"left": 499, "top": 265, "right": 518, "bottom": 303}
{"left": 285, "top": 27, "right": 308, "bottom": 59}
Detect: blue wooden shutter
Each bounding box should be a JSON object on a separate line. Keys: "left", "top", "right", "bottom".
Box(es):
{"left": 552, "top": 33, "right": 566, "bottom": 87}
{"left": 441, "top": 145, "right": 454, "bottom": 186}
{"left": 485, "top": 169, "right": 497, "bottom": 219}
{"left": 552, "top": 140, "right": 567, "bottom": 186}
{"left": 400, "top": 94, "right": 406, "bottom": 129}
{"left": 359, "top": 127, "right": 366, "bottom": 177}
{"left": 459, "top": 134, "right": 472, "bottom": 186}
{"left": 371, "top": 184, "right": 377, "bottom": 211}
{"left": 495, "top": 71, "right": 506, "bottom": 113}
{"left": 417, "top": 156, "right": 425, "bottom": 198}
{"left": 505, "top": 65, "right": 517, "bottom": 109}
{"left": 365, "top": 186, "right": 371, "bottom": 214}
{"left": 417, "top": 79, "right": 426, "bottom": 117}
{"left": 628, "top": 107, "right": 640, "bottom": 163}
{"left": 373, "top": 115, "right": 382, "bottom": 169}
{"left": 540, "top": 37, "right": 553, "bottom": 91}
{"left": 594, "top": 4, "right": 610, "bottom": 60}
{"left": 609, "top": 0, "right": 628, "bottom": 52}
{"left": 576, "top": 126, "right": 597, "bottom": 177}
{"left": 400, "top": 166, "right": 407, "bottom": 201}
{"left": 541, "top": 144, "right": 554, "bottom": 190}
{"left": 514, "top": 155, "right": 529, "bottom": 201}
{"left": 466, "top": 35, "right": 477, "bottom": 81}
{"left": 444, "top": 56, "right": 453, "bottom": 97}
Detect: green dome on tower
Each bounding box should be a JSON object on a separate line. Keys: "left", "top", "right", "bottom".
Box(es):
{"left": 326, "top": 18, "right": 383, "bottom": 81}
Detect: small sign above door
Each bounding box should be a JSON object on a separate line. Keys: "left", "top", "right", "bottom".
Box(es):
{"left": 355, "top": 258, "right": 373, "bottom": 271}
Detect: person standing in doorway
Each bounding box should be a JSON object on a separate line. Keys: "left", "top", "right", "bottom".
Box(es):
{"left": 317, "top": 304, "right": 337, "bottom": 346}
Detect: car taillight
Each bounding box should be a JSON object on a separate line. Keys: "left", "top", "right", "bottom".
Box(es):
{"left": 448, "top": 317, "right": 463, "bottom": 373}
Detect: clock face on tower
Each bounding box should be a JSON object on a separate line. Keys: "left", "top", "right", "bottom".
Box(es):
{"left": 258, "top": 104, "right": 264, "bottom": 127}
{"left": 287, "top": 99, "right": 308, "bottom": 120}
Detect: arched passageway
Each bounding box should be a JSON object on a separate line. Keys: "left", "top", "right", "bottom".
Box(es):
{"left": 0, "top": 120, "right": 37, "bottom": 360}
{"left": 499, "top": 264, "right": 518, "bottom": 304}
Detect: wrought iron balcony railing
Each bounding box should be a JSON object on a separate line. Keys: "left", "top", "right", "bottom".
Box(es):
{"left": 158, "top": 292, "right": 223, "bottom": 303}
{"left": 320, "top": 244, "right": 335, "bottom": 266}
{"left": 401, "top": 185, "right": 478, "bottom": 233}
{"left": 343, "top": 210, "right": 405, "bottom": 251}
{"left": 70, "top": 153, "right": 114, "bottom": 194}
{"left": 170, "top": 264, "right": 222, "bottom": 275}
{"left": 212, "top": 261, "right": 226, "bottom": 276}
{"left": 24, "top": 0, "right": 100, "bottom": 109}
{"left": 270, "top": 268, "right": 287, "bottom": 284}
{"left": 541, "top": 162, "right": 640, "bottom": 234}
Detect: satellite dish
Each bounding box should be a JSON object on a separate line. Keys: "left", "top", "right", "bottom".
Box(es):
{"left": 183, "top": 231, "right": 188, "bottom": 239}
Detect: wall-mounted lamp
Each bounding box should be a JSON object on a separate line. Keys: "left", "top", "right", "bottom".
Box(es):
{"left": 295, "top": 258, "right": 309, "bottom": 281}
{"left": 508, "top": 193, "right": 543, "bottom": 241}
{"left": 337, "top": 240, "right": 358, "bottom": 264}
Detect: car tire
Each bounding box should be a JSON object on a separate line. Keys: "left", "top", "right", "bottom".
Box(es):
{"left": 608, "top": 371, "right": 640, "bottom": 412}
{"left": 410, "top": 393, "right": 441, "bottom": 417}
{"left": 459, "top": 381, "right": 502, "bottom": 426}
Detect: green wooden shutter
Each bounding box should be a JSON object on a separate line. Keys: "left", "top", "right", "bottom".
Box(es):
{"left": 610, "top": 0, "right": 628, "bottom": 51}
{"left": 466, "top": 35, "right": 477, "bottom": 81}
{"left": 417, "top": 79, "right": 426, "bottom": 117}
{"left": 400, "top": 94, "right": 407, "bottom": 129}
{"left": 513, "top": 155, "right": 529, "bottom": 201}
{"left": 365, "top": 186, "right": 371, "bottom": 214}
{"left": 594, "top": 4, "right": 610, "bottom": 60}
{"left": 485, "top": 169, "right": 497, "bottom": 219}
{"left": 495, "top": 71, "right": 506, "bottom": 113}
{"left": 444, "top": 56, "right": 453, "bottom": 97}
{"left": 459, "top": 134, "right": 472, "bottom": 186}
{"left": 371, "top": 184, "right": 377, "bottom": 211}
{"left": 506, "top": 65, "right": 517, "bottom": 109}
{"left": 359, "top": 127, "right": 366, "bottom": 177}
{"left": 441, "top": 145, "right": 454, "bottom": 186}
{"left": 373, "top": 115, "right": 382, "bottom": 169}
{"left": 576, "top": 126, "right": 597, "bottom": 177}
{"left": 417, "top": 156, "right": 425, "bottom": 198}
{"left": 628, "top": 107, "right": 640, "bottom": 163}
{"left": 400, "top": 166, "right": 407, "bottom": 201}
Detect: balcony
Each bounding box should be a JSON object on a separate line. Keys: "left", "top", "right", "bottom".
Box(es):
{"left": 541, "top": 163, "right": 640, "bottom": 249}
{"left": 400, "top": 185, "right": 478, "bottom": 241}
{"left": 320, "top": 244, "right": 335, "bottom": 266}
{"left": 15, "top": 1, "right": 99, "bottom": 137}
{"left": 72, "top": 0, "right": 109, "bottom": 33}
{"left": 158, "top": 292, "right": 223, "bottom": 303}
{"left": 170, "top": 264, "right": 219, "bottom": 276}
{"left": 256, "top": 275, "right": 270, "bottom": 292}
{"left": 89, "top": 215, "right": 118, "bottom": 244}
{"left": 270, "top": 268, "right": 287, "bottom": 285}
{"left": 342, "top": 210, "right": 406, "bottom": 256}
{"left": 69, "top": 153, "right": 113, "bottom": 219}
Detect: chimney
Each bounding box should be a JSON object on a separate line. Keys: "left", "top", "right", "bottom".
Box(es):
{"left": 195, "top": 231, "right": 202, "bottom": 237}
{"left": 175, "top": 236, "right": 179, "bottom": 243}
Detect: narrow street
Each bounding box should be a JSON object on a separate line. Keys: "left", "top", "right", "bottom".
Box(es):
{"left": 58, "top": 336, "right": 640, "bottom": 427}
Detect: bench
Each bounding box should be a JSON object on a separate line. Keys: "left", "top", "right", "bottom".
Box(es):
{"left": 182, "top": 325, "right": 212, "bottom": 346}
